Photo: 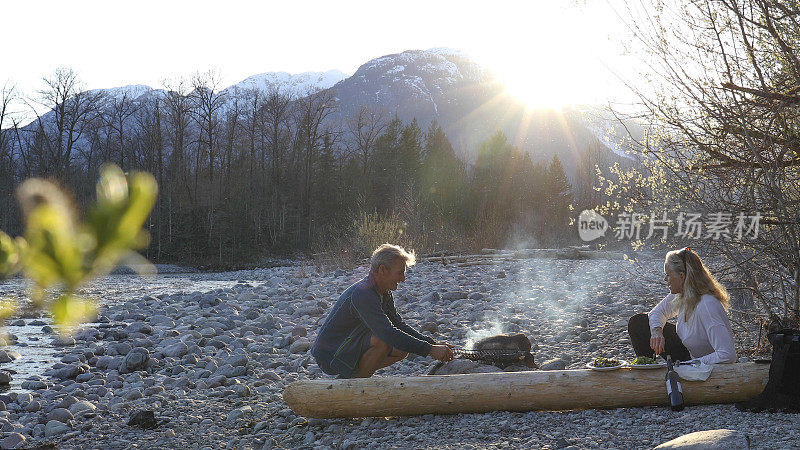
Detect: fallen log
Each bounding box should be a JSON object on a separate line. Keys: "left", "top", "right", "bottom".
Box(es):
{"left": 283, "top": 363, "right": 768, "bottom": 418}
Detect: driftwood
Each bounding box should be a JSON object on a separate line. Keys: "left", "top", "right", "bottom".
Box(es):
{"left": 283, "top": 363, "right": 769, "bottom": 418}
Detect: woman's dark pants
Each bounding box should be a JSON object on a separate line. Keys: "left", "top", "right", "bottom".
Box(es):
{"left": 628, "top": 313, "right": 691, "bottom": 361}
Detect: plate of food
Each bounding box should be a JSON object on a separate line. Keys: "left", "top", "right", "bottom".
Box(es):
{"left": 586, "top": 357, "right": 626, "bottom": 371}
{"left": 628, "top": 356, "right": 666, "bottom": 369}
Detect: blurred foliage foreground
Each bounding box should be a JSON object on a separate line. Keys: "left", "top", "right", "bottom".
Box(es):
{"left": 0, "top": 165, "right": 157, "bottom": 333}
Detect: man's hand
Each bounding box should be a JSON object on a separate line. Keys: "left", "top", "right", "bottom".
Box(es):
{"left": 429, "top": 344, "right": 454, "bottom": 362}
{"left": 650, "top": 327, "right": 665, "bottom": 355}
{"left": 436, "top": 342, "right": 455, "bottom": 349}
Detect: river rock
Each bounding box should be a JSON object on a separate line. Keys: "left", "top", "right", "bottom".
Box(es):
{"left": 163, "top": 342, "right": 189, "bottom": 358}
{"left": 24, "top": 400, "right": 41, "bottom": 412}
{"left": 52, "top": 335, "right": 76, "bottom": 346}
{"left": 419, "top": 321, "right": 438, "bottom": 334}
{"left": 289, "top": 339, "right": 311, "bottom": 354}
{"left": 421, "top": 292, "right": 441, "bottom": 304}
{"left": 225, "top": 353, "right": 248, "bottom": 367}
{"left": 52, "top": 364, "right": 85, "bottom": 380}
{"left": 44, "top": 420, "right": 71, "bottom": 438}
{"left": 21, "top": 380, "right": 48, "bottom": 390}
{"left": 654, "top": 429, "right": 750, "bottom": 449}
{"left": 540, "top": 358, "right": 568, "bottom": 370}
{"left": 441, "top": 291, "right": 468, "bottom": 301}
{"left": 0, "top": 349, "right": 21, "bottom": 363}
{"left": 0, "top": 371, "right": 11, "bottom": 385}
{"left": 0, "top": 432, "right": 25, "bottom": 449}
{"left": 69, "top": 400, "right": 96, "bottom": 415}
{"left": 124, "top": 322, "right": 153, "bottom": 335}
{"left": 121, "top": 347, "right": 150, "bottom": 373}
{"left": 47, "top": 408, "right": 74, "bottom": 423}
{"left": 128, "top": 410, "right": 159, "bottom": 429}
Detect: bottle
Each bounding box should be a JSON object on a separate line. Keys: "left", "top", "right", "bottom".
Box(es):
{"left": 665, "top": 355, "right": 685, "bottom": 411}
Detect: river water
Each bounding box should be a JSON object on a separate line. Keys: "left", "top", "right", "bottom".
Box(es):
{"left": 0, "top": 271, "right": 263, "bottom": 391}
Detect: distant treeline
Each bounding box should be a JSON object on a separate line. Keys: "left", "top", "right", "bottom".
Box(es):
{"left": 0, "top": 69, "right": 604, "bottom": 266}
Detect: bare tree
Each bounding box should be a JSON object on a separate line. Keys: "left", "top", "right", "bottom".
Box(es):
{"left": 617, "top": 0, "right": 800, "bottom": 325}
{"left": 263, "top": 85, "right": 293, "bottom": 187}
{"left": 347, "top": 105, "right": 387, "bottom": 176}
{"left": 0, "top": 82, "right": 19, "bottom": 232}
{"left": 293, "top": 88, "right": 337, "bottom": 246}
{"left": 31, "top": 67, "right": 103, "bottom": 180}
{"left": 101, "top": 90, "right": 141, "bottom": 170}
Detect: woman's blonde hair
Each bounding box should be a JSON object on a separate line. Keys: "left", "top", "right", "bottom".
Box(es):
{"left": 666, "top": 247, "right": 730, "bottom": 320}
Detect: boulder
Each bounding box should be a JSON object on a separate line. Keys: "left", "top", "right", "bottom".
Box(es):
{"left": 0, "top": 432, "right": 25, "bottom": 449}
{"left": 47, "top": 408, "right": 74, "bottom": 423}
{"left": 44, "top": 420, "right": 71, "bottom": 438}
{"left": 51, "top": 364, "right": 85, "bottom": 380}
{"left": 655, "top": 429, "right": 750, "bottom": 449}
{"left": 121, "top": 347, "right": 150, "bottom": 373}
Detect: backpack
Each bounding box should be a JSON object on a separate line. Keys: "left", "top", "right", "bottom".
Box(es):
{"left": 736, "top": 328, "right": 800, "bottom": 412}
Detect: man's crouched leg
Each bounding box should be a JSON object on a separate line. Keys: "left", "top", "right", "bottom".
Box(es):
{"left": 356, "top": 334, "right": 408, "bottom": 378}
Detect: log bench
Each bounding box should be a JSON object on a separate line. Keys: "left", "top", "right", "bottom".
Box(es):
{"left": 283, "top": 363, "right": 769, "bottom": 418}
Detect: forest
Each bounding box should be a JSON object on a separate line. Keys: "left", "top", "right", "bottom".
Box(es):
{"left": 0, "top": 71, "right": 578, "bottom": 267}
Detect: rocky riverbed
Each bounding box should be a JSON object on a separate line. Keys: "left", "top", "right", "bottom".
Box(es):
{"left": 0, "top": 257, "right": 794, "bottom": 449}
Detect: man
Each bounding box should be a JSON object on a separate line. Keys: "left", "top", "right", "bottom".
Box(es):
{"left": 312, "top": 244, "right": 454, "bottom": 378}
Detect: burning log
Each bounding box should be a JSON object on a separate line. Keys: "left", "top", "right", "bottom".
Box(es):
{"left": 283, "top": 362, "right": 768, "bottom": 418}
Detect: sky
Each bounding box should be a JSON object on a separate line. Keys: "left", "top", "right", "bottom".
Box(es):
{"left": 2, "top": 0, "right": 640, "bottom": 117}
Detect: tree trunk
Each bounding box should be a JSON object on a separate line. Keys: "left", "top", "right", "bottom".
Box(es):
{"left": 284, "top": 363, "right": 769, "bottom": 418}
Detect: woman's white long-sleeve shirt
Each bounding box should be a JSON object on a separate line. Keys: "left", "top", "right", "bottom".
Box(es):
{"left": 648, "top": 293, "right": 737, "bottom": 364}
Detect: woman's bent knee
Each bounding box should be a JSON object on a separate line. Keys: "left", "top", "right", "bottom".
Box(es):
{"left": 628, "top": 313, "right": 649, "bottom": 329}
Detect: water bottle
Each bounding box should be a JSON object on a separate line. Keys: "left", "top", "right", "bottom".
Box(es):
{"left": 665, "top": 355, "right": 684, "bottom": 411}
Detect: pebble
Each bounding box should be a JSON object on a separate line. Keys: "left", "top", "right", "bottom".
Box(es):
{"left": 0, "top": 259, "right": 787, "bottom": 449}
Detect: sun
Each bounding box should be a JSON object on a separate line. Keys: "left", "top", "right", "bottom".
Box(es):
{"left": 465, "top": 2, "right": 614, "bottom": 111}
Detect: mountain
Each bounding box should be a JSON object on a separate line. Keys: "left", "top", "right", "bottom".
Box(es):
{"left": 327, "top": 48, "right": 632, "bottom": 177}
{"left": 224, "top": 70, "right": 348, "bottom": 98}
{"left": 8, "top": 50, "right": 634, "bottom": 183}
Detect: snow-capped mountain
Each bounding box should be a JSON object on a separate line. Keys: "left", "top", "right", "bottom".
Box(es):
{"left": 8, "top": 48, "right": 636, "bottom": 180}
{"left": 224, "top": 70, "right": 348, "bottom": 98}
{"left": 327, "top": 48, "right": 633, "bottom": 177}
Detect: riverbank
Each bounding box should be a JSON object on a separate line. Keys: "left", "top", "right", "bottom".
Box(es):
{"left": 0, "top": 258, "right": 792, "bottom": 449}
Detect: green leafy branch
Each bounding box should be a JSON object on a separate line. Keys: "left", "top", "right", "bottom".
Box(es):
{"left": 0, "top": 165, "right": 157, "bottom": 333}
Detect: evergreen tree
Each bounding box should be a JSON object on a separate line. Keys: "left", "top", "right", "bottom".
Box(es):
{"left": 544, "top": 154, "right": 573, "bottom": 245}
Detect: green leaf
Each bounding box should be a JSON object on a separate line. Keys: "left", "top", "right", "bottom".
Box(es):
{"left": 23, "top": 205, "right": 84, "bottom": 290}
{"left": 51, "top": 294, "right": 97, "bottom": 333}
{"left": 87, "top": 165, "right": 157, "bottom": 276}
{"left": 0, "top": 299, "right": 16, "bottom": 321}
{"left": 0, "top": 232, "right": 24, "bottom": 279}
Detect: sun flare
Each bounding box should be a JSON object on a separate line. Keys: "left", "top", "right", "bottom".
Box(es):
{"left": 469, "top": 2, "right": 615, "bottom": 110}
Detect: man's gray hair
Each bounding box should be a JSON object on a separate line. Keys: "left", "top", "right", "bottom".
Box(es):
{"left": 370, "top": 243, "right": 416, "bottom": 272}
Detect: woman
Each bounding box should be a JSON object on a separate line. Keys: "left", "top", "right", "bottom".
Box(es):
{"left": 628, "top": 247, "right": 737, "bottom": 364}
